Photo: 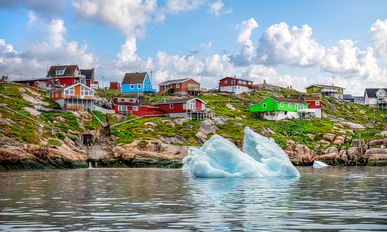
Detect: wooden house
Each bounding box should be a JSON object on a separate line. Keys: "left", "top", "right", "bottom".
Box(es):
{"left": 304, "top": 96, "right": 322, "bottom": 118}
{"left": 80, "top": 68, "right": 98, "bottom": 89}
{"left": 249, "top": 97, "right": 315, "bottom": 120}
{"left": 219, "top": 77, "right": 254, "bottom": 94}
{"left": 111, "top": 97, "right": 163, "bottom": 116}
{"left": 153, "top": 97, "right": 210, "bottom": 119}
{"left": 305, "top": 84, "right": 344, "bottom": 99}
{"left": 364, "top": 88, "right": 387, "bottom": 109}
{"left": 159, "top": 78, "right": 201, "bottom": 96}
{"left": 50, "top": 83, "right": 95, "bottom": 110}
{"left": 121, "top": 72, "right": 156, "bottom": 94}
{"left": 110, "top": 82, "right": 121, "bottom": 90}
{"left": 46, "top": 65, "right": 85, "bottom": 87}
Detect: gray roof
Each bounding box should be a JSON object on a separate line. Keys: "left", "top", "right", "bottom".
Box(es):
{"left": 306, "top": 84, "right": 344, "bottom": 89}
{"left": 364, "top": 88, "right": 387, "bottom": 98}
{"left": 343, "top": 94, "right": 354, "bottom": 100}
{"left": 122, "top": 72, "right": 147, "bottom": 84}
{"left": 153, "top": 97, "right": 203, "bottom": 105}
{"left": 159, "top": 78, "right": 193, "bottom": 86}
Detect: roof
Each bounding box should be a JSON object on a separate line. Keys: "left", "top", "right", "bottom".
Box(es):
{"left": 153, "top": 97, "right": 206, "bottom": 105}
{"left": 219, "top": 76, "right": 252, "bottom": 83}
{"left": 273, "top": 97, "right": 305, "bottom": 104}
{"left": 304, "top": 96, "right": 321, "bottom": 101}
{"left": 80, "top": 69, "right": 94, "bottom": 80}
{"left": 122, "top": 72, "right": 147, "bottom": 84}
{"left": 343, "top": 94, "right": 354, "bottom": 100}
{"left": 47, "top": 65, "right": 79, "bottom": 77}
{"left": 51, "top": 82, "right": 95, "bottom": 93}
{"left": 305, "top": 84, "right": 344, "bottom": 89}
{"left": 159, "top": 78, "right": 195, "bottom": 86}
{"left": 364, "top": 88, "right": 387, "bottom": 98}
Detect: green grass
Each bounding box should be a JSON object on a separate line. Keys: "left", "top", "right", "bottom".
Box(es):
{"left": 40, "top": 111, "right": 82, "bottom": 132}
{"left": 47, "top": 139, "right": 61, "bottom": 146}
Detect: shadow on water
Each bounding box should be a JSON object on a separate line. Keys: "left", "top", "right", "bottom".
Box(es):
{"left": 0, "top": 167, "right": 386, "bottom": 231}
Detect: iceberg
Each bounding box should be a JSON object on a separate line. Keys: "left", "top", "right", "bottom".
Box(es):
{"left": 183, "top": 127, "right": 300, "bottom": 178}
{"left": 313, "top": 160, "right": 329, "bottom": 168}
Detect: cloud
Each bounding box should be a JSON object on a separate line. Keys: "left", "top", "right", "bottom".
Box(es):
{"left": 165, "top": 0, "right": 205, "bottom": 14}
{"left": 0, "top": 18, "right": 95, "bottom": 80}
{"left": 0, "top": 0, "right": 65, "bottom": 18}
{"left": 72, "top": 0, "right": 158, "bottom": 36}
{"left": 257, "top": 22, "right": 326, "bottom": 67}
{"left": 370, "top": 19, "right": 387, "bottom": 62}
{"left": 208, "top": 0, "right": 232, "bottom": 16}
{"left": 232, "top": 18, "right": 259, "bottom": 65}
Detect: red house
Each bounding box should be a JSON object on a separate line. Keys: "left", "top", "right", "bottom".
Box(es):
{"left": 304, "top": 96, "right": 322, "bottom": 118}
{"left": 111, "top": 97, "right": 164, "bottom": 116}
{"left": 80, "top": 68, "right": 98, "bottom": 89}
{"left": 46, "top": 65, "right": 85, "bottom": 87}
{"left": 110, "top": 82, "right": 121, "bottom": 90}
{"left": 219, "top": 77, "right": 254, "bottom": 94}
{"left": 153, "top": 97, "right": 207, "bottom": 117}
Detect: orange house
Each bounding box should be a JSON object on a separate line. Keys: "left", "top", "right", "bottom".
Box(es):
{"left": 159, "top": 78, "right": 201, "bottom": 96}
{"left": 50, "top": 83, "right": 95, "bottom": 110}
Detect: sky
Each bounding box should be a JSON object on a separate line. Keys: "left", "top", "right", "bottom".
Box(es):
{"left": 0, "top": 0, "right": 387, "bottom": 95}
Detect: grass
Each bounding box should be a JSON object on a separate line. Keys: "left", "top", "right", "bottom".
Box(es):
{"left": 47, "top": 139, "right": 61, "bottom": 146}
{"left": 40, "top": 111, "right": 82, "bottom": 132}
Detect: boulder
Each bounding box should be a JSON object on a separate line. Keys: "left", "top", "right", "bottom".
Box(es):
{"left": 368, "top": 139, "right": 386, "bottom": 148}
{"left": 377, "top": 131, "right": 387, "bottom": 137}
{"left": 173, "top": 117, "right": 189, "bottom": 125}
{"left": 342, "top": 122, "right": 365, "bottom": 130}
{"left": 195, "top": 119, "right": 217, "bottom": 142}
{"left": 333, "top": 135, "right": 345, "bottom": 145}
{"left": 212, "top": 116, "right": 227, "bottom": 125}
{"left": 226, "top": 103, "right": 236, "bottom": 110}
{"left": 285, "top": 143, "right": 315, "bottom": 165}
{"left": 162, "top": 120, "right": 175, "bottom": 127}
{"left": 144, "top": 122, "right": 157, "bottom": 127}
{"left": 323, "top": 133, "right": 336, "bottom": 142}
{"left": 318, "top": 139, "right": 331, "bottom": 146}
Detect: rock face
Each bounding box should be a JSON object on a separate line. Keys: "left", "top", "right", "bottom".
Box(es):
{"left": 195, "top": 119, "right": 217, "bottom": 142}
{"left": 366, "top": 148, "right": 387, "bottom": 166}
{"left": 285, "top": 141, "right": 315, "bottom": 165}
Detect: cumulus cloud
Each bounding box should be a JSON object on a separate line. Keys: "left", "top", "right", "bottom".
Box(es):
{"left": 165, "top": 0, "right": 204, "bottom": 14}
{"left": 72, "top": 0, "right": 158, "bottom": 36}
{"left": 0, "top": 18, "right": 95, "bottom": 80}
{"left": 232, "top": 18, "right": 259, "bottom": 65}
{"left": 257, "top": 22, "right": 326, "bottom": 67}
{"left": 370, "top": 19, "right": 387, "bottom": 62}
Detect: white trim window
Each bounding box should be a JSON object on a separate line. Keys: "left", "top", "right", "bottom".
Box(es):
{"left": 169, "top": 104, "right": 174, "bottom": 109}
{"left": 119, "top": 106, "right": 127, "bottom": 112}
{"left": 137, "top": 84, "right": 142, "bottom": 89}
{"left": 224, "top": 80, "right": 228, "bottom": 84}
{"left": 176, "top": 83, "right": 180, "bottom": 88}
{"left": 132, "top": 106, "right": 139, "bottom": 111}
{"left": 130, "top": 84, "right": 134, "bottom": 89}
{"left": 280, "top": 102, "right": 284, "bottom": 107}
{"left": 315, "top": 101, "right": 320, "bottom": 106}
{"left": 263, "top": 103, "right": 267, "bottom": 108}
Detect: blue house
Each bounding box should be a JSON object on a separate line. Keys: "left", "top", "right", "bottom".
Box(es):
{"left": 121, "top": 72, "right": 156, "bottom": 94}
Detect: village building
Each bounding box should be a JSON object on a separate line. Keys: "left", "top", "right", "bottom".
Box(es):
{"left": 121, "top": 72, "right": 156, "bottom": 94}
{"left": 305, "top": 84, "right": 344, "bottom": 99}
{"left": 111, "top": 97, "right": 163, "bottom": 116}
{"left": 46, "top": 65, "right": 86, "bottom": 87}
{"left": 159, "top": 78, "right": 201, "bottom": 96}
{"left": 304, "top": 96, "right": 322, "bottom": 118}
{"left": 249, "top": 97, "right": 314, "bottom": 120}
{"left": 153, "top": 97, "right": 210, "bottom": 119}
{"left": 109, "top": 82, "right": 121, "bottom": 90}
{"left": 364, "top": 88, "right": 387, "bottom": 109}
{"left": 50, "top": 83, "right": 95, "bottom": 110}
{"left": 353, "top": 96, "right": 364, "bottom": 105}
{"left": 218, "top": 77, "right": 254, "bottom": 94}
{"left": 80, "top": 68, "right": 98, "bottom": 89}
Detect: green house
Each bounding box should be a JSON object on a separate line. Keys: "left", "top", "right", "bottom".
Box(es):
{"left": 249, "top": 97, "right": 308, "bottom": 113}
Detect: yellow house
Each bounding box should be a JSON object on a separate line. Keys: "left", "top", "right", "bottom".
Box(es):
{"left": 306, "top": 84, "right": 344, "bottom": 99}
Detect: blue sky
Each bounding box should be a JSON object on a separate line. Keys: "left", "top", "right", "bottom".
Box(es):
{"left": 0, "top": 0, "right": 386, "bottom": 94}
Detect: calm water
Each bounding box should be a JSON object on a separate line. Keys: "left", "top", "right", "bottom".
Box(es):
{"left": 0, "top": 167, "right": 386, "bottom": 231}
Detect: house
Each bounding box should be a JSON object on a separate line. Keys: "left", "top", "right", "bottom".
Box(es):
{"left": 343, "top": 94, "right": 354, "bottom": 102}
{"left": 304, "top": 96, "right": 322, "bottom": 118}
{"left": 353, "top": 96, "right": 364, "bottom": 105}
{"left": 121, "top": 72, "right": 156, "bottom": 94}
{"left": 249, "top": 97, "right": 314, "bottom": 120}
{"left": 50, "top": 83, "right": 95, "bottom": 110}
{"left": 305, "top": 84, "right": 344, "bottom": 99}
{"left": 46, "top": 65, "right": 85, "bottom": 87}
{"left": 153, "top": 97, "right": 210, "bottom": 119}
{"left": 159, "top": 78, "right": 201, "bottom": 96}
{"left": 111, "top": 97, "right": 163, "bottom": 116}
{"left": 110, "top": 82, "right": 121, "bottom": 90}
{"left": 364, "top": 88, "right": 387, "bottom": 109}
{"left": 80, "top": 68, "right": 98, "bottom": 89}
{"left": 219, "top": 77, "right": 254, "bottom": 94}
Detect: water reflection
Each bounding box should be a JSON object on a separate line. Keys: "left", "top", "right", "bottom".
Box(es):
{"left": 0, "top": 167, "right": 386, "bottom": 231}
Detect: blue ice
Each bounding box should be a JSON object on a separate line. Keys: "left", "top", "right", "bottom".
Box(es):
{"left": 183, "top": 127, "right": 300, "bottom": 178}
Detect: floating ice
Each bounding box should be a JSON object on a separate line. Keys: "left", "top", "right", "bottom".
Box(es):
{"left": 183, "top": 127, "right": 300, "bottom": 178}
{"left": 313, "top": 160, "right": 329, "bottom": 168}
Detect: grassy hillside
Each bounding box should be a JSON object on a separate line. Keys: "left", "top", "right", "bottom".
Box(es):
{"left": 0, "top": 83, "right": 385, "bottom": 153}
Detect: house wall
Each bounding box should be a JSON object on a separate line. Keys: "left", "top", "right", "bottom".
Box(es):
{"left": 157, "top": 102, "right": 185, "bottom": 113}
{"left": 219, "top": 77, "right": 253, "bottom": 88}
{"left": 220, "top": 85, "right": 251, "bottom": 94}
{"left": 306, "top": 100, "right": 322, "bottom": 109}
{"left": 112, "top": 104, "right": 163, "bottom": 116}
{"left": 110, "top": 82, "right": 120, "bottom": 90}
{"left": 159, "top": 79, "right": 200, "bottom": 95}
{"left": 262, "top": 111, "right": 300, "bottom": 121}
{"left": 250, "top": 98, "right": 275, "bottom": 112}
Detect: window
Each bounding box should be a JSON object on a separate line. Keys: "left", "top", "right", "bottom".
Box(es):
{"left": 119, "top": 106, "right": 127, "bottom": 112}
{"left": 130, "top": 84, "right": 134, "bottom": 89}
{"left": 132, "top": 106, "right": 139, "bottom": 111}
{"left": 176, "top": 83, "right": 180, "bottom": 88}
{"left": 55, "top": 68, "right": 66, "bottom": 75}
{"left": 262, "top": 103, "right": 267, "bottom": 108}
{"left": 280, "top": 103, "right": 284, "bottom": 107}
{"left": 224, "top": 80, "right": 228, "bottom": 84}
{"left": 169, "top": 104, "right": 174, "bottom": 109}
{"left": 65, "top": 90, "right": 69, "bottom": 95}
{"left": 316, "top": 101, "right": 320, "bottom": 106}
{"left": 120, "top": 98, "right": 125, "bottom": 102}
{"left": 183, "top": 104, "right": 186, "bottom": 110}
{"left": 137, "top": 84, "right": 142, "bottom": 89}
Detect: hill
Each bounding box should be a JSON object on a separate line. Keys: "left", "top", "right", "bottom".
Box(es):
{"left": 0, "top": 82, "right": 386, "bottom": 169}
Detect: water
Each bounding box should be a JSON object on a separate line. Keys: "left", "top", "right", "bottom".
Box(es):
{"left": 0, "top": 167, "right": 386, "bottom": 231}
